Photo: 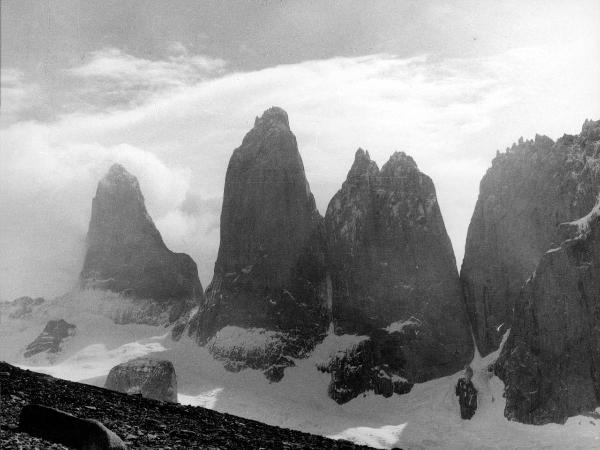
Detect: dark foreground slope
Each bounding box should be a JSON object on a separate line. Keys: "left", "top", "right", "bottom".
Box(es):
{"left": 0, "top": 362, "right": 372, "bottom": 450}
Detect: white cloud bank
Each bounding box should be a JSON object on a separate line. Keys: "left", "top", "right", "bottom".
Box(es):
{"left": 1, "top": 42, "right": 599, "bottom": 301}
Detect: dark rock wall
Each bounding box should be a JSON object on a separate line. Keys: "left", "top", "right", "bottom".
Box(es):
{"left": 495, "top": 198, "right": 600, "bottom": 424}
{"left": 461, "top": 120, "right": 600, "bottom": 355}
{"left": 323, "top": 149, "right": 473, "bottom": 400}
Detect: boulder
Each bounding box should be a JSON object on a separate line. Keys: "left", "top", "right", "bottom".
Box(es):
{"left": 461, "top": 120, "right": 600, "bottom": 355}
{"left": 24, "top": 319, "right": 76, "bottom": 358}
{"left": 105, "top": 357, "right": 177, "bottom": 403}
{"left": 495, "top": 197, "right": 600, "bottom": 424}
{"left": 19, "top": 403, "right": 126, "bottom": 449}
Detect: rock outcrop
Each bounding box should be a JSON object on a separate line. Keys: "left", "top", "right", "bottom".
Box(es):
{"left": 192, "top": 107, "right": 329, "bottom": 379}
{"left": 323, "top": 149, "right": 473, "bottom": 401}
{"left": 495, "top": 197, "right": 600, "bottom": 424}
{"left": 461, "top": 120, "right": 600, "bottom": 355}
{"left": 105, "top": 357, "right": 178, "bottom": 403}
{"left": 24, "top": 319, "right": 76, "bottom": 358}
{"left": 318, "top": 337, "right": 412, "bottom": 404}
{"left": 80, "top": 164, "right": 203, "bottom": 326}
{"left": 455, "top": 369, "right": 478, "bottom": 420}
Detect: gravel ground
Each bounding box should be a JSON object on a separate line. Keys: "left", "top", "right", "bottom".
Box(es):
{"left": 0, "top": 362, "right": 375, "bottom": 449}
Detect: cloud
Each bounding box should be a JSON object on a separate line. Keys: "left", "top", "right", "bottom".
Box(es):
{"left": 0, "top": 69, "right": 40, "bottom": 125}
{"left": 67, "top": 46, "right": 227, "bottom": 108}
{"left": 1, "top": 43, "right": 599, "bottom": 301}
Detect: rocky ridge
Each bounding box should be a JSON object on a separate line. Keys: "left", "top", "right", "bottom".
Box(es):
{"left": 461, "top": 119, "right": 600, "bottom": 355}
{"left": 191, "top": 107, "right": 330, "bottom": 380}
{"left": 323, "top": 149, "right": 473, "bottom": 402}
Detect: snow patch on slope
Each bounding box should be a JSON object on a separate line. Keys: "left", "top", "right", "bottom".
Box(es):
{"left": 565, "top": 194, "right": 600, "bottom": 235}
{"left": 2, "top": 299, "right": 599, "bottom": 449}
{"left": 312, "top": 324, "right": 369, "bottom": 365}
{"left": 0, "top": 290, "right": 173, "bottom": 366}
{"left": 383, "top": 316, "right": 421, "bottom": 333}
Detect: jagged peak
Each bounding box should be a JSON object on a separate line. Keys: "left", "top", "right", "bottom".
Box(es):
{"left": 492, "top": 133, "right": 556, "bottom": 166}
{"left": 347, "top": 148, "right": 378, "bottom": 180}
{"left": 581, "top": 118, "right": 600, "bottom": 140}
{"left": 108, "top": 162, "right": 128, "bottom": 174}
{"left": 100, "top": 163, "right": 140, "bottom": 190}
{"left": 354, "top": 148, "right": 371, "bottom": 161}
{"left": 253, "top": 106, "right": 290, "bottom": 130}
{"left": 381, "top": 151, "right": 419, "bottom": 174}
{"left": 534, "top": 134, "right": 554, "bottom": 147}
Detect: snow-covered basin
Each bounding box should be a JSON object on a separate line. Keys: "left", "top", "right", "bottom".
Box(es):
{"left": 2, "top": 294, "right": 599, "bottom": 449}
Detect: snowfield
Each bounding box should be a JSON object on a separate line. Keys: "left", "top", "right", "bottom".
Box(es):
{"left": 1, "top": 292, "right": 599, "bottom": 449}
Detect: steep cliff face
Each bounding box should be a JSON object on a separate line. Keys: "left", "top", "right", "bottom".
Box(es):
{"left": 461, "top": 120, "right": 600, "bottom": 355}
{"left": 495, "top": 197, "right": 600, "bottom": 424}
{"left": 80, "top": 164, "right": 203, "bottom": 325}
{"left": 323, "top": 149, "right": 473, "bottom": 401}
{"left": 192, "top": 107, "right": 329, "bottom": 378}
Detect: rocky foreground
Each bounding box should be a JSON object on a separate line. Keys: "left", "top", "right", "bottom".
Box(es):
{"left": 0, "top": 362, "right": 374, "bottom": 449}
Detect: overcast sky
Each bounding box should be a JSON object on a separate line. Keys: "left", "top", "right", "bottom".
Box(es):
{"left": 1, "top": 0, "right": 599, "bottom": 302}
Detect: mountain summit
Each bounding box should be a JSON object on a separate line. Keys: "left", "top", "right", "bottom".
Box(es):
{"left": 80, "top": 164, "right": 203, "bottom": 311}
{"left": 327, "top": 150, "right": 469, "bottom": 338}
{"left": 191, "top": 107, "right": 329, "bottom": 380}
{"left": 323, "top": 149, "right": 473, "bottom": 401}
